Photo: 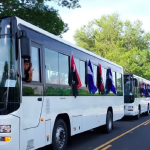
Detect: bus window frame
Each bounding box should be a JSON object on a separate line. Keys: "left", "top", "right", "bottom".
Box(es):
{"left": 22, "top": 42, "right": 43, "bottom": 85}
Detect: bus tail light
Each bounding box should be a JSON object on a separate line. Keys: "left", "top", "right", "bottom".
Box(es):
{"left": 128, "top": 106, "right": 133, "bottom": 111}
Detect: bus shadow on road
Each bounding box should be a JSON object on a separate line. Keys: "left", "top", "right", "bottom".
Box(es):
{"left": 118, "top": 114, "right": 149, "bottom": 122}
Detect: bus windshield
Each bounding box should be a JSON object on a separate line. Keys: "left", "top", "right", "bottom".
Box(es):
{"left": 0, "top": 37, "right": 20, "bottom": 115}
{"left": 124, "top": 75, "right": 133, "bottom": 95}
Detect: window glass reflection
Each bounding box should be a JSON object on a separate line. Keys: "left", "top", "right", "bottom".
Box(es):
{"left": 117, "top": 73, "right": 122, "bottom": 90}
{"left": 31, "top": 46, "right": 40, "bottom": 82}
{"left": 80, "top": 61, "right": 85, "bottom": 87}
{"left": 59, "top": 53, "right": 69, "bottom": 85}
{"left": 45, "top": 48, "right": 59, "bottom": 84}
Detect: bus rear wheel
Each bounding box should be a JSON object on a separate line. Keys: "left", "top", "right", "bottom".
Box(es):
{"left": 52, "top": 118, "right": 68, "bottom": 150}
{"left": 104, "top": 110, "right": 113, "bottom": 134}
{"left": 145, "top": 104, "right": 149, "bottom": 116}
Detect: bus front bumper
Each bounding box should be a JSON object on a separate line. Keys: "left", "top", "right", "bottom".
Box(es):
{"left": 0, "top": 114, "right": 20, "bottom": 150}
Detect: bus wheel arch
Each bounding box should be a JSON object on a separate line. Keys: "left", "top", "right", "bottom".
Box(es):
{"left": 52, "top": 113, "right": 71, "bottom": 149}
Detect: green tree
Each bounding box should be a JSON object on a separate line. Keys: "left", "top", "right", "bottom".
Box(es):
{"left": 74, "top": 13, "right": 150, "bottom": 80}
{"left": 0, "top": 0, "right": 80, "bottom": 36}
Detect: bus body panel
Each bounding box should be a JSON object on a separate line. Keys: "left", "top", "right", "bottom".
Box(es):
{"left": 22, "top": 96, "right": 43, "bottom": 129}
{"left": 20, "top": 122, "right": 45, "bottom": 150}
{"left": 45, "top": 95, "right": 124, "bottom": 137}
{"left": 0, "top": 16, "right": 124, "bottom": 150}
{"left": 0, "top": 115, "right": 19, "bottom": 150}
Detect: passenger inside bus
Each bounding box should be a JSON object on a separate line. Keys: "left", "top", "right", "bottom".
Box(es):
{"left": 22, "top": 58, "right": 34, "bottom": 83}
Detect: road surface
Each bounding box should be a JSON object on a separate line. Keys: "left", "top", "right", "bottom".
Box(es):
{"left": 66, "top": 115, "right": 150, "bottom": 150}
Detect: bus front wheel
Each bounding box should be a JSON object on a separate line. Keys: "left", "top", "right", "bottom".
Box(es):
{"left": 52, "top": 118, "right": 68, "bottom": 150}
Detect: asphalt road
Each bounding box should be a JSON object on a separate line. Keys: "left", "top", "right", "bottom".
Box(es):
{"left": 66, "top": 114, "right": 150, "bottom": 150}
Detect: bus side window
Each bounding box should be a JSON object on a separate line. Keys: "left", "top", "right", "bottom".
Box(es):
{"left": 58, "top": 53, "right": 69, "bottom": 85}
{"left": 45, "top": 48, "right": 69, "bottom": 85}
{"left": 116, "top": 73, "right": 122, "bottom": 90}
{"left": 79, "top": 60, "right": 86, "bottom": 87}
{"left": 112, "top": 71, "right": 116, "bottom": 87}
{"left": 31, "top": 46, "right": 40, "bottom": 82}
{"left": 116, "top": 73, "right": 123, "bottom": 95}
{"left": 45, "top": 48, "right": 59, "bottom": 84}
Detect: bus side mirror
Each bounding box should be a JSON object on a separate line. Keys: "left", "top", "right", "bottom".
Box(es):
{"left": 20, "top": 31, "right": 31, "bottom": 59}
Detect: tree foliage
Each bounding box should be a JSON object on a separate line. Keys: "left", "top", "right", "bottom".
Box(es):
{"left": 74, "top": 13, "right": 150, "bottom": 80}
{"left": 0, "top": 0, "right": 80, "bottom": 36}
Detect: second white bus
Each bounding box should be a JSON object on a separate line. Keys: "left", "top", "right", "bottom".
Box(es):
{"left": 124, "top": 74, "right": 150, "bottom": 119}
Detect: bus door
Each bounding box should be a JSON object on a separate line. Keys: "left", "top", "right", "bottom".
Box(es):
{"left": 22, "top": 43, "right": 44, "bottom": 129}
{"left": 21, "top": 43, "right": 45, "bottom": 149}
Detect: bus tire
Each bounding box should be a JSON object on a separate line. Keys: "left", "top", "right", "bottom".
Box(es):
{"left": 145, "top": 104, "right": 149, "bottom": 116}
{"left": 135, "top": 106, "right": 140, "bottom": 120}
{"left": 104, "top": 110, "right": 113, "bottom": 134}
{"left": 52, "top": 118, "right": 68, "bottom": 150}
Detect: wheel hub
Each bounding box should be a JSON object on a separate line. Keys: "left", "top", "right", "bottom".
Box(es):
{"left": 108, "top": 114, "right": 112, "bottom": 130}
{"left": 55, "top": 125, "right": 66, "bottom": 148}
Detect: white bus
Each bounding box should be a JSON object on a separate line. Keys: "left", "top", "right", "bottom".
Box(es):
{"left": 0, "top": 16, "right": 124, "bottom": 150}
{"left": 124, "top": 74, "right": 150, "bottom": 119}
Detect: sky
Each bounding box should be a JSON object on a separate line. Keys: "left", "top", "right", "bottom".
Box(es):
{"left": 46, "top": 0, "right": 150, "bottom": 44}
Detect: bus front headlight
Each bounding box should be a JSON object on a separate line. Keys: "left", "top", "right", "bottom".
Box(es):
{"left": 0, "top": 125, "right": 11, "bottom": 133}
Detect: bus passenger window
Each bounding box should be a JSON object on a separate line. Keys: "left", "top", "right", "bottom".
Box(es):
{"left": 102, "top": 68, "right": 106, "bottom": 85}
{"left": 112, "top": 71, "right": 116, "bottom": 87}
{"left": 31, "top": 46, "right": 40, "bottom": 82}
{"left": 80, "top": 60, "right": 86, "bottom": 87}
{"left": 74, "top": 58, "right": 79, "bottom": 73}
{"left": 117, "top": 73, "right": 122, "bottom": 90}
{"left": 59, "top": 53, "right": 69, "bottom": 85}
{"left": 93, "top": 64, "right": 97, "bottom": 86}
{"left": 45, "top": 48, "right": 59, "bottom": 84}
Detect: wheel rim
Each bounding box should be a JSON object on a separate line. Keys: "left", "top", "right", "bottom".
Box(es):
{"left": 108, "top": 114, "right": 112, "bottom": 130}
{"left": 55, "top": 125, "right": 66, "bottom": 149}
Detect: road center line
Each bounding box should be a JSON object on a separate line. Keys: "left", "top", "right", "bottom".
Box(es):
{"left": 93, "top": 119, "right": 150, "bottom": 150}
{"left": 101, "top": 145, "right": 112, "bottom": 150}
{"left": 143, "top": 120, "right": 150, "bottom": 125}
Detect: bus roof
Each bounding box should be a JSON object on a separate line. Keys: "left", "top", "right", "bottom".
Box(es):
{"left": 15, "top": 16, "right": 123, "bottom": 69}
{"left": 124, "top": 74, "right": 150, "bottom": 83}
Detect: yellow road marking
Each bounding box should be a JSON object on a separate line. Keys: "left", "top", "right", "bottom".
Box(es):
{"left": 144, "top": 120, "right": 150, "bottom": 125}
{"left": 101, "top": 145, "right": 112, "bottom": 150}
{"left": 93, "top": 119, "right": 150, "bottom": 150}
